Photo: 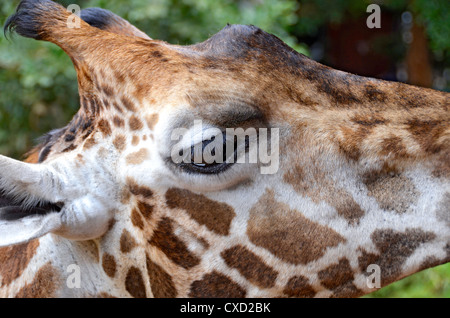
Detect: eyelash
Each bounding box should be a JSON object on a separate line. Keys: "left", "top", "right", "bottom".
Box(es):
{"left": 176, "top": 133, "right": 255, "bottom": 175}
{"left": 179, "top": 135, "right": 237, "bottom": 175}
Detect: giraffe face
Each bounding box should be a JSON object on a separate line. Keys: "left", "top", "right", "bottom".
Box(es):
{"left": 0, "top": 2, "right": 333, "bottom": 296}
{"left": 0, "top": 0, "right": 294, "bottom": 285}
{"left": 0, "top": 4, "right": 290, "bottom": 241}
{"left": 1, "top": 1, "right": 449, "bottom": 298}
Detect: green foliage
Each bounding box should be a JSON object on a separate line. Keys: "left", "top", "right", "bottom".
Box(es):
{"left": 408, "top": 0, "right": 450, "bottom": 54}
{"left": 366, "top": 264, "right": 450, "bottom": 298}
{"left": 81, "top": 0, "right": 305, "bottom": 51}
{"left": 1, "top": 1, "right": 79, "bottom": 158}
{"left": 0, "top": 0, "right": 305, "bottom": 158}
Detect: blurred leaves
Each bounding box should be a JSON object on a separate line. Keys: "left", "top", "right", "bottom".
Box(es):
{"left": 366, "top": 264, "right": 450, "bottom": 298}
{"left": 0, "top": 0, "right": 305, "bottom": 158}
{"left": 83, "top": 0, "right": 307, "bottom": 52}
{"left": 410, "top": 0, "right": 450, "bottom": 53}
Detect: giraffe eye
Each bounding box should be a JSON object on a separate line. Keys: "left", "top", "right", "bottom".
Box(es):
{"left": 186, "top": 136, "right": 235, "bottom": 174}
{"left": 172, "top": 131, "right": 253, "bottom": 176}
{"left": 173, "top": 133, "right": 241, "bottom": 175}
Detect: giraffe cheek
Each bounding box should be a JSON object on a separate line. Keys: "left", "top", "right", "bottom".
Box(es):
{"left": 53, "top": 196, "right": 114, "bottom": 241}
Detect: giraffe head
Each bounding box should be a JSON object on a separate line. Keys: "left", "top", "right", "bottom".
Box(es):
{"left": 1, "top": 0, "right": 448, "bottom": 298}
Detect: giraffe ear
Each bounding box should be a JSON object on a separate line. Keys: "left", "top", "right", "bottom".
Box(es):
{"left": 4, "top": 0, "right": 151, "bottom": 65}
{"left": 0, "top": 154, "right": 114, "bottom": 245}
{"left": 0, "top": 207, "right": 61, "bottom": 247}
{"left": 0, "top": 155, "right": 71, "bottom": 206}
{"left": 5, "top": 0, "right": 154, "bottom": 96}
{"left": 80, "top": 7, "right": 151, "bottom": 40}
{"left": 0, "top": 155, "right": 67, "bottom": 247}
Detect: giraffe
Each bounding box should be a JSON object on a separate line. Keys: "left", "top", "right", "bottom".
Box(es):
{"left": 0, "top": 0, "right": 448, "bottom": 298}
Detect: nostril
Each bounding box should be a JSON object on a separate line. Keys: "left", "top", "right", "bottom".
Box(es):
{"left": 0, "top": 192, "right": 62, "bottom": 214}
{"left": 38, "top": 201, "right": 63, "bottom": 212}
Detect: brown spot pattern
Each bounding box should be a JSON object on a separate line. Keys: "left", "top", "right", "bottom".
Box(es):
{"left": 189, "top": 271, "right": 246, "bottom": 298}
{"left": 129, "top": 115, "right": 144, "bottom": 131}
{"left": 102, "top": 85, "right": 114, "bottom": 97}
{"left": 107, "top": 218, "right": 117, "bottom": 232}
{"left": 358, "top": 228, "right": 436, "bottom": 286}
{"left": 137, "top": 200, "right": 154, "bottom": 219}
{"left": 318, "top": 258, "right": 363, "bottom": 298}
{"left": 113, "top": 116, "right": 125, "bottom": 128}
{"left": 221, "top": 245, "right": 278, "bottom": 289}
{"left": 62, "top": 144, "right": 77, "bottom": 153}
{"left": 97, "top": 119, "right": 112, "bottom": 137}
{"left": 131, "top": 208, "right": 144, "bottom": 230}
{"left": 146, "top": 114, "right": 159, "bottom": 130}
{"left": 102, "top": 253, "right": 117, "bottom": 278}
{"left": 83, "top": 135, "right": 97, "bottom": 150}
{"left": 15, "top": 262, "right": 59, "bottom": 298}
{"left": 283, "top": 275, "right": 317, "bottom": 298}
{"left": 0, "top": 240, "right": 39, "bottom": 287}
{"left": 302, "top": 63, "right": 361, "bottom": 106}
{"left": 125, "top": 266, "right": 147, "bottom": 298}
{"left": 407, "top": 118, "right": 446, "bottom": 154}
{"left": 127, "top": 178, "right": 154, "bottom": 198}
{"left": 131, "top": 135, "right": 139, "bottom": 146}
{"left": 364, "top": 173, "right": 418, "bottom": 214}
{"left": 284, "top": 164, "right": 364, "bottom": 225}
{"left": 134, "top": 83, "right": 151, "bottom": 100}
{"left": 112, "top": 135, "right": 126, "bottom": 152}
{"left": 149, "top": 217, "right": 201, "bottom": 270}
{"left": 121, "top": 96, "right": 136, "bottom": 112}
{"left": 380, "top": 136, "right": 409, "bottom": 158}
{"left": 333, "top": 191, "right": 365, "bottom": 225}
{"left": 120, "top": 229, "right": 137, "bottom": 254}
{"left": 146, "top": 256, "right": 177, "bottom": 298}
{"left": 247, "top": 189, "right": 346, "bottom": 265}
{"left": 351, "top": 113, "right": 387, "bottom": 127}
{"left": 126, "top": 148, "right": 149, "bottom": 165}
{"left": 113, "top": 102, "right": 124, "bottom": 113}
{"left": 338, "top": 125, "right": 371, "bottom": 161}
{"left": 165, "top": 188, "right": 236, "bottom": 236}
{"left": 363, "top": 83, "right": 387, "bottom": 103}
{"left": 79, "top": 240, "right": 100, "bottom": 263}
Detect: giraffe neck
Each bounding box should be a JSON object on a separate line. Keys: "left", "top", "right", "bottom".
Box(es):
{"left": 291, "top": 63, "right": 449, "bottom": 172}
{"left": 278, "top": 79, "right": 449, "bottom": 294}
{"left": 1, "top": 181, "right": 448, "bottom": 299}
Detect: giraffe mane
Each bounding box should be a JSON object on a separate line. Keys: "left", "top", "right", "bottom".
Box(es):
{"left": 190, "top": 24, "right": 305, "bottom": 66}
